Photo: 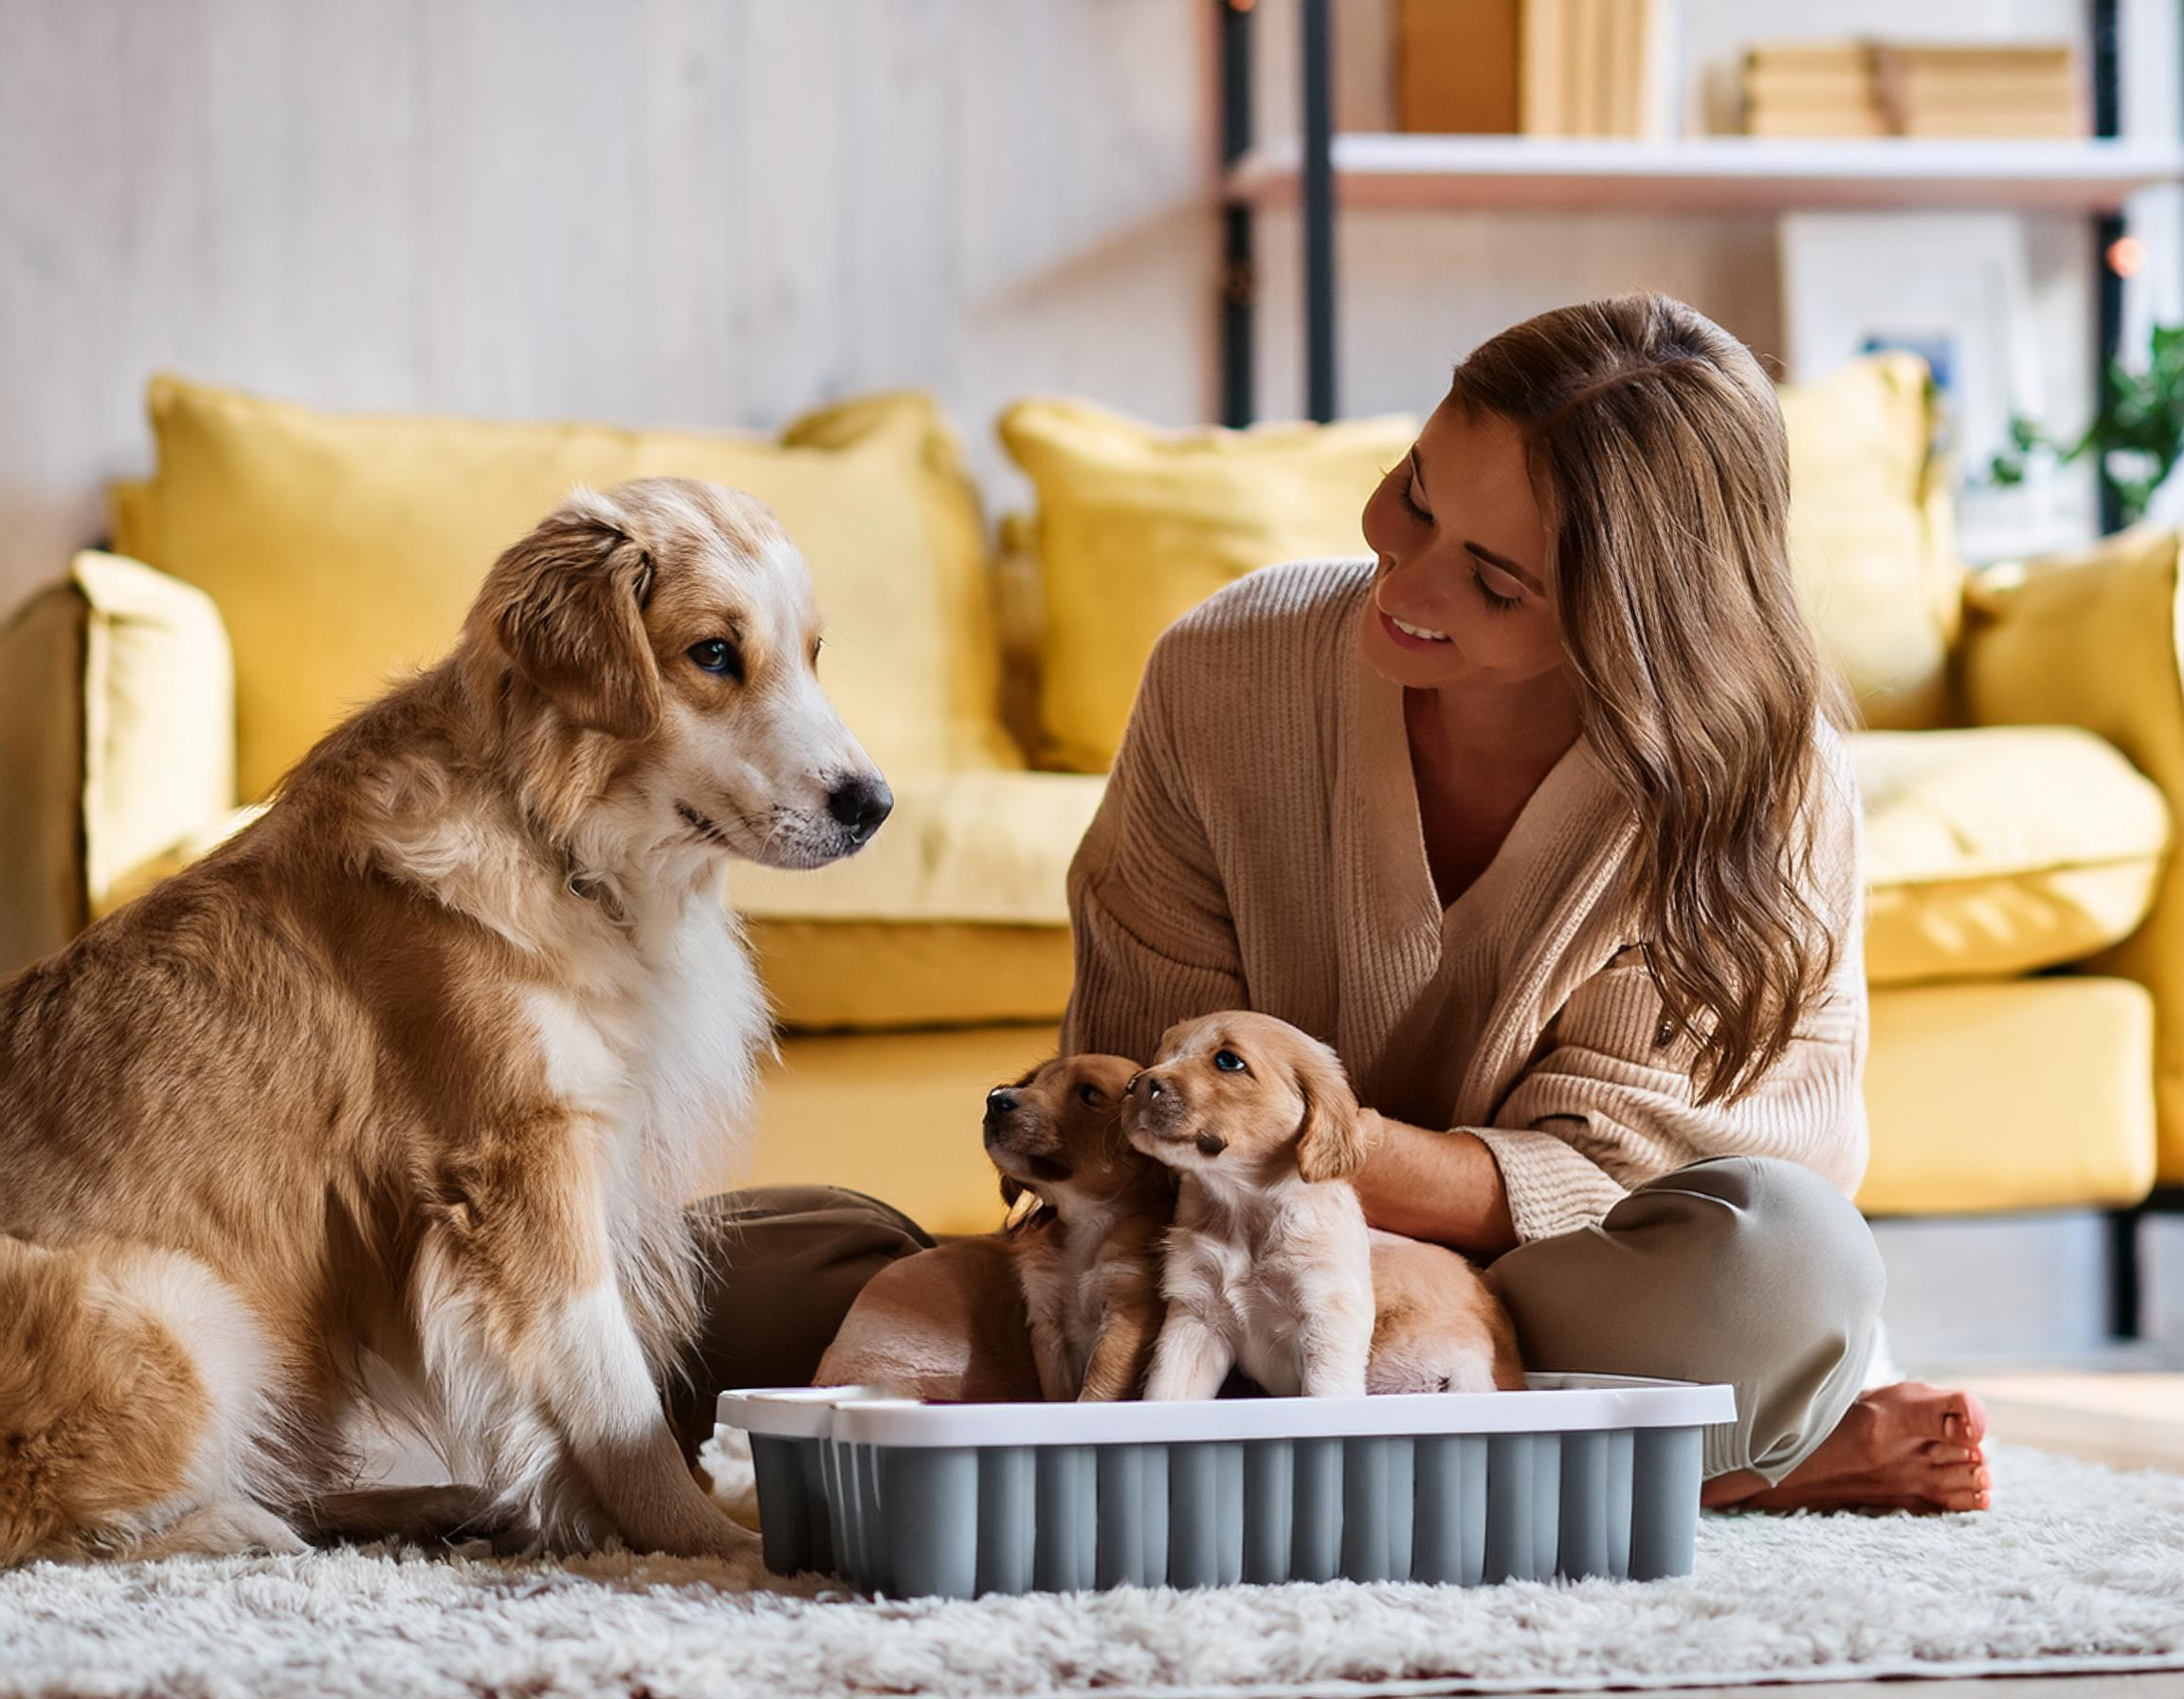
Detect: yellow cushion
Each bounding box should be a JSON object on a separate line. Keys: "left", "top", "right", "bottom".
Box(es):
{"left": 118, "top": 375, "right": 1015, "bottom": 801}
{"left": 998, "top": 398, "right": 1417, "bottom": 771}
{"left": 736, "top": 1023, "right": 1063, "bottom": 1236}
{"left": 1853, "top": 725, "right": 2169, "bottom": 986}
{"left": 1861, "top": 977, "right": 2156, "bottom": 1214}
{"left": 1777, "top": 354, "right": 1964, "bottom": 730}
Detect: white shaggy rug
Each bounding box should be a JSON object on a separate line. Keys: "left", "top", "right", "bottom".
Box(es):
{"left": 6, "top": 1446, "right": 2181, "bottom": 1699}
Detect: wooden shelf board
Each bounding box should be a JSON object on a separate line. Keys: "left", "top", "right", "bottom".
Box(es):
{"left": 1227, "top": 134, "right": 2184, "bottom": 212}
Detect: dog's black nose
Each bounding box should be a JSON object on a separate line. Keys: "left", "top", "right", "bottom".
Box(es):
{"left": 828, "top": 775, "right": 894, "bottom": 845}
{"left": 987, "top": 1087, "right": 1019, "bottom": 1114}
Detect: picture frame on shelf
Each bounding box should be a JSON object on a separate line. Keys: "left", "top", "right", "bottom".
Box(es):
{"left": 1777, "top": 209, "right": 2093, "bottom": 562}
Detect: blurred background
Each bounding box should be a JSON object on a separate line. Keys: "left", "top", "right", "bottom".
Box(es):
{"left": 3, "top": 0, "right": 2181, "bottom": 1458}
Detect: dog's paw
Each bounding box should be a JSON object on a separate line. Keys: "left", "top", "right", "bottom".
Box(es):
{"left": 138, "top": 1500, "right": 308, "bottom": 1560}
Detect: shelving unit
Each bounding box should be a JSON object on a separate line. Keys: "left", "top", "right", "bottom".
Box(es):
{"left": 1227, "top": 133, "right": 2184, "bottom": 214}
{"left": 1214, "top": 0, "right": 2181, "bottom": 524}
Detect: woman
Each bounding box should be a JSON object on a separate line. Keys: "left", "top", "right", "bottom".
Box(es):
{"left": 686, "top": 294, "right": 1989, "bottom": 1516}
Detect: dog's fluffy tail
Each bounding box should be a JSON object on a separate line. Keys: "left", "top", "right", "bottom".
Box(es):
{"left": 0, "top": 1235, "right": 300, "bottom": 1564}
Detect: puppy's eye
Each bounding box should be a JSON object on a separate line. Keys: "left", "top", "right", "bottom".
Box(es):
{"left": 1213, "top": 1049, "right": 1246, "bottom": 1072}
{"left": 687, "top": 639, "right": 744, "bottom": 682}
{"left": 1077, "top": 1083, "right": 1102, "bottom": 1105}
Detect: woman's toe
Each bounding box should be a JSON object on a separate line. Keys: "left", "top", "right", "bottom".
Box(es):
{"left": 1932, "top": 1385, "right": 1989, "bottom": 1447}
{"left": 1925, "top": 1458, "right": 1992, "bottom": 1511}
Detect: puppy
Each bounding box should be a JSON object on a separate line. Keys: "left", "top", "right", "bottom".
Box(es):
{"left": 0, "top": 478, "right": 889, "bottom": 1563}
{"left": 1125, "top": 1012, "right": 1521, "bottom": 1401}
{"left": 983, "top": 1054, "right": 1173, "bottom": 1401}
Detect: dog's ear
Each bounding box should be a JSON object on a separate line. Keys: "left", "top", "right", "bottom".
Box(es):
{"left": 1291, "top": 1037, "right": 1373, "bottom": 1183}
{"left": 485, "top": 492, "right": 662, "bottom": 740}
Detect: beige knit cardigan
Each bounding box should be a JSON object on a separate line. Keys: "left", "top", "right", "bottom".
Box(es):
{"left": 1058, "top": 559, "right": 1870, "bottom": 1244}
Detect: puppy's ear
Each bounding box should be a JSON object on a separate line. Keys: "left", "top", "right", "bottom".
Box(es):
{"left": 484, "top": 491, "right": 662, "bottom": 740}
{"left": 1291, "top": 1037, "right": 1373, "bottom": 1183}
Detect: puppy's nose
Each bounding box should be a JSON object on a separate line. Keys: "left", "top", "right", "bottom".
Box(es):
{"left": 828, "top": 774, "right": 894, "bottom": 845}
{"left": 986, "top": 1087, "right": 1019, "bottom": 1115}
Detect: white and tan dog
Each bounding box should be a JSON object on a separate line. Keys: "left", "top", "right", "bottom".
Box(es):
{"left": 1124, "top": 1012, "right": 1522, "bottom": 1402}
{"left": 0, "top": 477, "right": 888, "bottom": 1563}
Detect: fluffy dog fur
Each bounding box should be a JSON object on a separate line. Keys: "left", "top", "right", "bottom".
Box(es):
{"left": 982, "top": 1054, "right": 1172, "bottom": 1400}
{"left": 0, "top": 476, "right": 890, "bottom": 1563}
{"left": 1125, "top": 1012, "right": 1522, "bottom": 1401}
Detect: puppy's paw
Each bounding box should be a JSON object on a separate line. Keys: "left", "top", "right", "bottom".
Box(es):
{"left": 698, "top": 1428, "right": 762, "bottom": 1531}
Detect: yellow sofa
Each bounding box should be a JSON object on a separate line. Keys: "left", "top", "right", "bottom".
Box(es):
{"left": 2, "top": 367, "right": 2179, "bottom": 1239}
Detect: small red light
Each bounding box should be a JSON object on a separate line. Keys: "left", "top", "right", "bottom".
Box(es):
{"left": 2109, "top": 234, "right": 2145, "bottom": 278}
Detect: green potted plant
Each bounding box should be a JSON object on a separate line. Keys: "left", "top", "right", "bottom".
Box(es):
{"left": 1990, "top": 324, "right": 2184, "bottom": 528}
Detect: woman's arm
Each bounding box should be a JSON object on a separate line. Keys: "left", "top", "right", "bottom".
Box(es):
{"left": 1351, "top": 1114, "right": 1518, "bottom": 1258}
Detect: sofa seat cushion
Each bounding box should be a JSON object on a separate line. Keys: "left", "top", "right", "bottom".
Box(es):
{"left": 1853, "top": 725, "right": 2169, "bottom": 986}
{"left": 114, "top": 376, "right": 1017, "bottom": 800}
{"left": 1860, "top": 977, "right": 2156, "bottom": 1214}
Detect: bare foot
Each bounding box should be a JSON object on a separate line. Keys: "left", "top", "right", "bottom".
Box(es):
{"left": 1703, "top": 1381, "right": 1992, "bottom": 1514}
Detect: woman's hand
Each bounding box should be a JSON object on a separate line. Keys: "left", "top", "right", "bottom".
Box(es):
{"left": 1351, "top": 1115, "right": 1520, "bottom": 1260}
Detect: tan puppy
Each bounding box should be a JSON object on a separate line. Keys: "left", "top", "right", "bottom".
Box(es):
{"left": 0, "top": 477, "right": 890, "bottom": 1563}
{"left": 813, "top": 1054, "right": 1172, "bottom": 1404}
{"left": 983, "top": 1054, "right": 1173, "bottom": 1400}
{"left": 1125, "top": 1012, "right": 1521, "bottom": 1401}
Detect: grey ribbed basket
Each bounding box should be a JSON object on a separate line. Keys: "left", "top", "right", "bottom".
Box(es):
{"left": 719, "top": 1373, "right": 1734, "bottom": 1599}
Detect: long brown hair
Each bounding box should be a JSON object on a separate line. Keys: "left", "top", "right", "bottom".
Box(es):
{"left": 1449, "top": 292, "right": 1842, "bottom": 1104}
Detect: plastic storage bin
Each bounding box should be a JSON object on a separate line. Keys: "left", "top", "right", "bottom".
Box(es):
{"left": 719, "top": 1374, "right": 1734, "bottom": 1598}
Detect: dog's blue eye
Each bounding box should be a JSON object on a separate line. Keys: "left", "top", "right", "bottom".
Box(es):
{"left": 1214, "top": 1049, "right": 1245, "bottom": 1071}
{"left": 687, "top": 639, "right": 743, "bottom": 681}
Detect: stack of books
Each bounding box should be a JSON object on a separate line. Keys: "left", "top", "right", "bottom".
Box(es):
{"left": 1395, "top": 0, "right": 1679, "bottom": 139}
{"left": 1743, "top": 43, "right": 1887, "bottom": 138}
{"left": 1743, "top": 40, "right": 2085, "bottom": 139}
{"left": 1879, "top": 44, "right": 2084, "bottom": 138}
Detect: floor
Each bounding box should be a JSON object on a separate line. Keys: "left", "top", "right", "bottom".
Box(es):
{"left": 1455, "top": 1370, "right": 2184, "bottom": 1699}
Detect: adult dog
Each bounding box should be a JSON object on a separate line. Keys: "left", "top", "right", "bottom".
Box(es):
{"left": 0, "top": 477, "right": 889, "bottom": 1563}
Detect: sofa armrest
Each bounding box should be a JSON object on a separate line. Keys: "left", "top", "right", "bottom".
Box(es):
{"left": 1957, "top": 523, "right": 2184, "bottom": 1181}
{"left": 0, "top": 578, "right": 92, "bottom": 972}
{"left": 18, "top": 553, "right": 235, "bottom": 929}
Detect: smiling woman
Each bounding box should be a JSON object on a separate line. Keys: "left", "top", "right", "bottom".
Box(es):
{"left": 808, "top": 294, "right": 1992, "bottom": 1521}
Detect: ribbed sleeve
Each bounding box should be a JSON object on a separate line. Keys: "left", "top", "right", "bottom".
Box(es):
{"left": 1059, "top": 634, "right": 1247, "bottom": 1063}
